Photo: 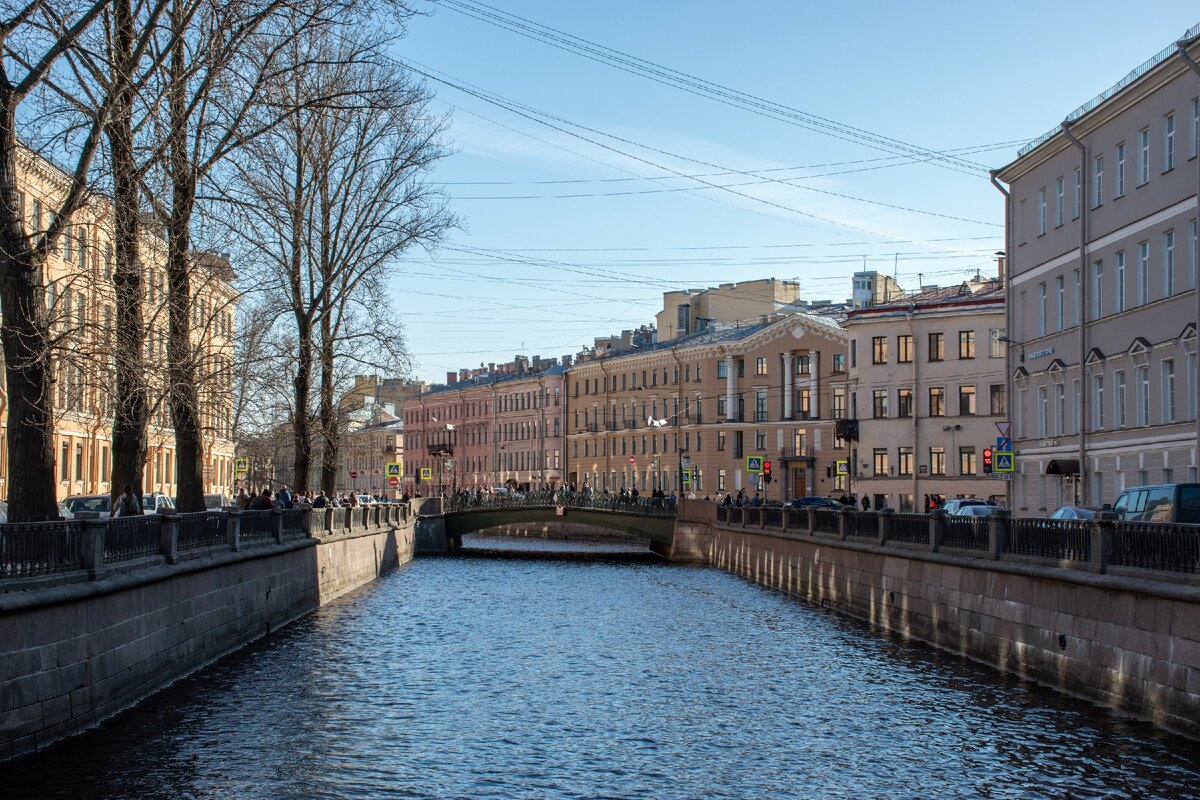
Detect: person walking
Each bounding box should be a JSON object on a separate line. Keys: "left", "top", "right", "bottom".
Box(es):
{"left": 115, "top": 484, "right": 141, "bottom": 517}
{"left": 861, "top": 495, "right": 871, "bottom": 511}
{"left": 249, "top": 489, "right": 273, "bottom": 511}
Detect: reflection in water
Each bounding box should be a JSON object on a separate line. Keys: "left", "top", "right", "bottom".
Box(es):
{"left": 3, "top": 548, "right": 1199, "bottom": 799}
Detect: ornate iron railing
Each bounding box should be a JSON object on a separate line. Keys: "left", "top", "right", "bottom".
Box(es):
{"left": 177, "top": 512, "right": 226, "bottom": 553}
{"left": 1110, "top": 521, "right": 1199, "bottom": 573}
{"left": 442, "top": 491, "right": 676, "bottom": 518}
{"left": 105, "top": 515, "right": 161, "bottom": 562}
{"left": 0, "top": 520, "right": 84, "bottom": 577}
{"left": 1004, "top": 518, "right": 1091, "bottom": 562}
{"left": 942, "top": 516, "right": 989, "bottom": 551}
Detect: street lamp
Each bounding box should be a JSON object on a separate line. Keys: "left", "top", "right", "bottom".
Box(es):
{"left": 998, "top": 335, "right": 1025, "bottom": 362}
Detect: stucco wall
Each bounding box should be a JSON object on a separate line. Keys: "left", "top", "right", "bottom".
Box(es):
{"left": 697, "top": 522, "right": 1200, "bottom": 738}
{"left": 0, "top": 519, "right": 415, "bottom": 761}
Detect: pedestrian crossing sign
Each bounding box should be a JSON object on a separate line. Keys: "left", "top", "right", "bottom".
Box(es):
{"left": 386, "top": 462, "right": 402, "bottom": 477}
{"left": 995, "top": 451, "right": 1015, "bottom": 473}
{"left": 419, "top": 467, "right": 432, "bottom": 481}
{"left": 835, "top": 460, "right": 849, "bottom": 476}
{"left": 235, "top": 457, "right": 248, "bottom": 472}
{"left": 746, "top": 456, "right": 763, "bottom": 473}
{"left": 681, "top": 471, "right": 691, "bottom": 484}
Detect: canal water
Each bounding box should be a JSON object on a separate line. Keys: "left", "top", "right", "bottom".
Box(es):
{"left": 4, "top": 534, "right": 1200, "bottom": 799}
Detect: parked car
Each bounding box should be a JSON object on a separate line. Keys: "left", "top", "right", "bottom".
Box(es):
{"left": 940, "top": 498, "right": 996, "bottom": 515}
{"left": 203, "top": 493, "right": 229, "bottom": 510}
{"left": 1107, "top": 484, "right": 1200, "bottom": 524}
{"left": 356, "top": 494, "right": 376, "bottom": 506}
{"left": 789, "top": 496, "right": 847, "bottom": 509}
{"left": 950, "top": 504, "right": 1002, "bottom": 517}
{"left": 64, "top": 494, "right": 113, "bottom": 518}
{"left": 1049, "top": 505, "right": 1099, "bottom": 520}
{"left": 143, "top": 492, "right": 175, "bottom": 515}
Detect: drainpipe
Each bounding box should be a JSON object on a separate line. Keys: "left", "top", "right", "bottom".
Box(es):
{"left": 1060, "top": 121, "right": 1089, "bottom": 506}
{"left": 905, "top": 307, "right": 920, "bottom": 509}
{"left": 989, "top": 169, "right": 1013, "bottom": 510}
{"left": 490, "top": 380, "right": 498, "bottom": 489}
{"left": 1178, "top": 38, "right": 1200, "bottom": 468}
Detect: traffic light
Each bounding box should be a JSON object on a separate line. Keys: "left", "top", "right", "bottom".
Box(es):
{"left": 763, "top": 460, "right": 773, "bottom": 484}
{"left": 983, "top": 447, "right": 994, "bottom": 474}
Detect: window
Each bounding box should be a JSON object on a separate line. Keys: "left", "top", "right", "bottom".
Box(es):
{"left": 1017, "top": 198, "right": 1025, "bottom": 243}
{"left": 959, "top": 446, "right": 977, "bottom": 476}
{"left": 1037, "top": 386, "right": 1048, "bottom": 437}
{"left": 1092, "top": 155, "right": 1103, "bottom": 207}
{"left": 1115, "top": 142, "right": 1126, "bottom": 196}
{"left": 1055, "top": 276, "right": 1065, "bottom": 331}
{"left": 1138, "top": 128, "right": 1151, "bottom": 185}
{"left": 832, "top": 387, "right": 847, "bottom": 419}
{"left": 1038, "top": 282, "right": 1047, "bottom": 336}
{"left": 717, "top": 395, "right": 727, "bottom": 417}
{"left": 755, "top": 356, "right": 767, "bottom": 376}
{"left": 1192, "top": 219, "right": 1198, "bottom": 291}
{"left": 717, "top": 431, "right": 726, "bottom": 451}
{"left": 1192, "top": 97, "right": 1200, "bottom": 160}
{"left": 1055, "top": 176, "right": 1065, "bottom": 226}
{"left": 1115, "top": 370, "right": 1127, "bottom": 428}
{"left": 717, "top": 360, "right": 727, "bottom": 379}
{"left": 872, "top": 389, "right": 888, "bottom": 418}
{"left": 898, "top": 388, "right": 913, "bottom": 418}
{"left": 850, "top": 339, "right": 857, "bottom": 368}
{"left": 1190, "top": 352, "right": 1198, "bottom": 421}
{"left": 1037, "top": 187, "right": 1047, "bottom": 234}
{"left": 832, "top": 353, "right": 845, "bottom": 373}
{"left": 929, "top": 446, "right": 945, "bottom": 476}
{"left": 898, "top": 447, "right": 914, "bottom": 476}
{"left": 872, "top": 336, "right": 888, "bottom": 364}
{"left": 736, "top": 359, "right": 744, "bottom": 377}
{"left": 1090, "top": 375, "right": 1104, "bottom": 431}
{"left": 1116, "top": 251, "right": 1126, "bottom": 312}
{"left": 958, "top": 331, "right": 974, "bottom": 359}
{"left": 873, "top": 448, "right": 889, "bottom": 477}
{"left": 1092, "top": 260, "right": 1103, "bottom": 319}
{"left": 1162, "top": 359, "right": 1176, "bottom": 423}
{"left": 755, "top": 389, "right": 767, "bottom": 422}
{"left": 897, "top": 334, "right": 913, "bottom": 363}
{"left": 1164, "top": 113, "right": 1176, "bottom": 171}
{"left": 1164, "top": 230, "right": 1175, "bottom": 296}
{"left": 1073, "top": 269, "right": 1081, "bottom": 325}
{"left": 990, "top": 384, "right": 1005, "bottom": 415}
{"left": 796, "top": 355, "right": 810, "bottom": 375}
{"left": 60, "top": 441, "right": 69, "bottom": 480}
{"left": 989, "top": 329, "right": 1005, "bottom": 358}
{"left": 1136, "top": 365, "right": 1149, "bottom": 427}
{"left": 1072, "top": 167, "right": 1081, "bottom": 219}
{"left": 717, "top": 469, "right": 726, "bottom": 491}
{"left": 929, "top": 387, "right": 945, "bottom": 417}
{"left": 1055, "top": 384, "right": 1066, "bottom": 435}
{"left": 928, "top": 332, "right": 943, "bottom": 361}
{"left": 959, "top": 385, "right": 976, "bottom": 416}
{"left": 1137, "top": 241, "right": 1149, "bottom": 305}
{"left": 755, "top": 430, "right": 766, "bottom": 450}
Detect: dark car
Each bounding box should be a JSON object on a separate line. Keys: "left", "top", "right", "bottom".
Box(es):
{"left": 1108, "top": 484, "right": 1200, "bottom": 524}
{"left": 790, "top": 496, "right": 847, "bottom": 509}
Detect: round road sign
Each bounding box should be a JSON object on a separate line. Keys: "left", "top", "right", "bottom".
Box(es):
{"left": 628, "top": 456, "right": 635, "bottom": 464}
{"left": 388, "top": 477, "right": 400, "bottom": 488}
{"left": 350, "top": 470, "right": 359, "bottom": 479}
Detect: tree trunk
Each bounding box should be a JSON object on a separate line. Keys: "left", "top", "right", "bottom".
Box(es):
{"left": 165, "top": 6, "right": 204, "bottom": 513}
{"left": 318, "top": 313, "right": 337, "bottom": 495}
{"left": 292, "top": 311, "right": 312, "bottom": 492}
{"left": 0, "top": 90, "right": 60, "bottom": 522}
{"left": 107, "top": 0, "right": 149, "bottom": 508}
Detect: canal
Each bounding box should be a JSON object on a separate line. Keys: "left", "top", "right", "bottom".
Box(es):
{"left": 4, "top": 534, "right": 1200, "bottom": 799}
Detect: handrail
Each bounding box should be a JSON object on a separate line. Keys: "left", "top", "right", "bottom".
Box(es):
{"left": 442, "top": 490, "right": 677, "bottom": 518}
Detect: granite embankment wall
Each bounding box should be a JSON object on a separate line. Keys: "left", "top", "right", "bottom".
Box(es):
{"left": 0, "top": 506, "right": 415, "bottom": 761}
{"left": 675, "top": 501, "right": 1200, "bottom": 738}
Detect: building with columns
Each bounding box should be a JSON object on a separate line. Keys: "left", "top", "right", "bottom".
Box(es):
{"left": 564, "top": 313, "right": 848, "bottom": 501}
{"left": 842, "top": 278, "right": 1008, "bottom": 512}
{"left": 655, "top": 278, "right": 802, "bottom": 341}
{"left": 995, "top": 24, "right": 1200, "bottom": 512}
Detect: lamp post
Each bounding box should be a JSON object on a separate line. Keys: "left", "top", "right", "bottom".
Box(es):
{"left": 678, "top": 450, "right": 690, "bottom": 497}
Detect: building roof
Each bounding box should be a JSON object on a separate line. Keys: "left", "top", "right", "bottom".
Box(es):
{"left": 1011, "top": 21, "right": 1200, "bottom": 162}
{"left": 845, "top": 279, "right": 1004, "bottom": 320}
{"left": 417, "top": 362, "right": 569, "bottom": 400}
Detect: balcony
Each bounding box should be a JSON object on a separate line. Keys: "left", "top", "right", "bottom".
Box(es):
{"left": 604, "top": 422, "right": 618, "bottom": 432}
{"left": 426, "top": 443, "right": 453, "bottom": 456}
{"left": 623, "top": 419, "right": 637, "bottom": 430}
{"left": 586, "top": 423, "right": 598, "bottom": 433}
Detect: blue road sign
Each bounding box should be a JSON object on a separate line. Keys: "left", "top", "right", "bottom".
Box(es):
{"left": 995, "top": 452, "right": 1015, "bottom": 473}
{"left": 746, "top": 456, "right": 763, "bottom": 473}
{"left": 996, "top": 436, "right": 1011, "bottom": 451}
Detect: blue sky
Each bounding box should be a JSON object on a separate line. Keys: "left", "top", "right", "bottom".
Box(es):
{"left": 389, "top": 1, "right": 1200, "bottom": 383}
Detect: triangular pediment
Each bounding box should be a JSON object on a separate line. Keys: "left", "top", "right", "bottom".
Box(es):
{"left": 1127, "top": 336, "right": 1152, "bottom": 356}
{"left": 1085, "top": 347, "right": 1106, "bottom": 365}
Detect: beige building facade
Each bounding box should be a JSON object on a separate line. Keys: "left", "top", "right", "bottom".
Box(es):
{"left": 656, "top": 278, "right": 801, "bottom": 341}
{"left": 843, "top": 280, "right": 1008, "bottom": 512}
{"left": 996, "top": 27, "right": 1200, "bottom": 512}
{"left": 9, "top": 148, "right": 237, "bottom": 502}
{"left": 565, "top": 314, "right": 848, "bottom": 501}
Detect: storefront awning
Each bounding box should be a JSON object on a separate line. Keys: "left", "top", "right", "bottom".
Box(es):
{"left": 1045, "top": 458, "right": 1080, "bottom": 476}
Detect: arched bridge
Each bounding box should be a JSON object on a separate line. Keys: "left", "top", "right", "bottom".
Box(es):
{"left": 413, "top": 493, "right": 678, "bottom": 555}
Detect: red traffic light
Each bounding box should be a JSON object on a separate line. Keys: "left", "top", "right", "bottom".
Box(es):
{"left": 983, "top": 448, "right": 994, "bottom": 474}
{"left": 763, "top": 460, "right": 772, "bottom": 475}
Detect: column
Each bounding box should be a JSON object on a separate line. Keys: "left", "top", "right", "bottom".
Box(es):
{"left": 725, "top": 358, "right": 736, "bottom": 419}
{"left": 809, "top": 350, "right": 820, "bottom": 418}
{"left": 782, "top": 352, "right": 794, "bottom": 419}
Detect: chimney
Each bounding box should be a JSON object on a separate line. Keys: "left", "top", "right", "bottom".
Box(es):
{"left": 446, "top": 372, "right": 458, "bottom": 384}
{"left": 996, "top": 252, "right": 1007, "bottom": 282}
{"left": 459, "top": 368, "right": 469, "bottom": 381}
{"left": 562, "top": 354, "right": 573, "bottom": 367}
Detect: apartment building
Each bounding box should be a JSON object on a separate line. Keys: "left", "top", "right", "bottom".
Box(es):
{"left": 402, "top": 360, "right": 566, "bottom": 494}
{"left": 843, "top": 279, "right": 1008, "bottom": 512}
{"left": 995, "top": 25, "right": 1200, "bottom": 512}
{"left": 10, "top": 147, "right": 237, "bottom": 502}
{"left": 337, "top": 404, "right": 404, "bottom": 498}
{"left": 564, "top": 313, "right": 848, "bottom": 501}
{"left": 655, "top": 278, "right": 801, "bottom": 341}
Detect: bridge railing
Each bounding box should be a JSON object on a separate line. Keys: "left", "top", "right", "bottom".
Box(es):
{"left": 442, "top": 491, "right": 677, "bottom": 518}
{"left": 700, "top": 503, "right": 1200, "bottom": 580}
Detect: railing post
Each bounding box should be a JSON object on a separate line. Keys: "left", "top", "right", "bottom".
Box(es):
{"left": 988, "top": 510, "right": 1009, "bottom": 560}
{"left": 878, "top": 508, "right": 893, "bottom": 546}
{"left": 300, "top": 503, "right": 313, "bottom": 538}
{"left": 271, "top": 508, "right": 285, "bottom": 544}
{"left": 1089, "top": 518, "right": 1113, "bottom": 573}
{"left": 806, "top": 507, "right": 815, "bottom": 535}
{"left": 159, "top": 508, "right": 179, "bottom": 564}
{"left": 80, "top": 517, "right": 107, "bottom": 580}
{"left": 929, "top": 510, "right": 945, "bottom": 553}
{"left": 781, "top": 506, "right": 790, "bottom": 531}
{"left": 837, "top": 509, "right": 848, "bottom": 541}
{"left": 227, "top": 509, "right": 242, "bottom": 552}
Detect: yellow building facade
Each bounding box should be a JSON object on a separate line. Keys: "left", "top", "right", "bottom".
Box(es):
{"left": 3, "top": 148, "right": 237, "bottom": 502}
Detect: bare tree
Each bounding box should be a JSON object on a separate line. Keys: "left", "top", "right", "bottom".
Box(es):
{"left": 0, "top": 0, "right": 115, "bottom": 521}
{"left": 226, "top": 42, "right": 451, "bottom": 495}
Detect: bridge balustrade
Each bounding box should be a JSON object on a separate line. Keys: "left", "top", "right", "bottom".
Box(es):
{"left": 240, "top": 511, "right": 276, "bottom": 545}
{"left": 1004, "top": 517, "right": 1091, "bottom": 562}
{"left": 442, "top": 491, "right": 677, "bottom": 519}
{"left": 177, "top": 512, "right": 227, "bottom": 553}
{"left": 812, "top": 509, "right": 841, "bottom": 535}
{"left": 845, "top": 511, "right": 878, "bottom": 539}
{"left": 105, "top": 515, "right": 162, "bottom": 562}
{"left": 888, "top": 513, "right": 929, "bottom": 545}
{"left": 0, "top": 520, "right": 83, "bottom": 578}
{"left": 1111, "top": 521, "right": 1200, "bottom": 573}
{"left": 942, "top": 516, "right": 989, "bottom": 551}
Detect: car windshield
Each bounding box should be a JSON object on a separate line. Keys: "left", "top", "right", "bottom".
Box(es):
{"left": 203, "top": 494, "right": 224, "bottom": 509}
{"left": 67, "top": 496, "right": 110, "bottom": 513}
